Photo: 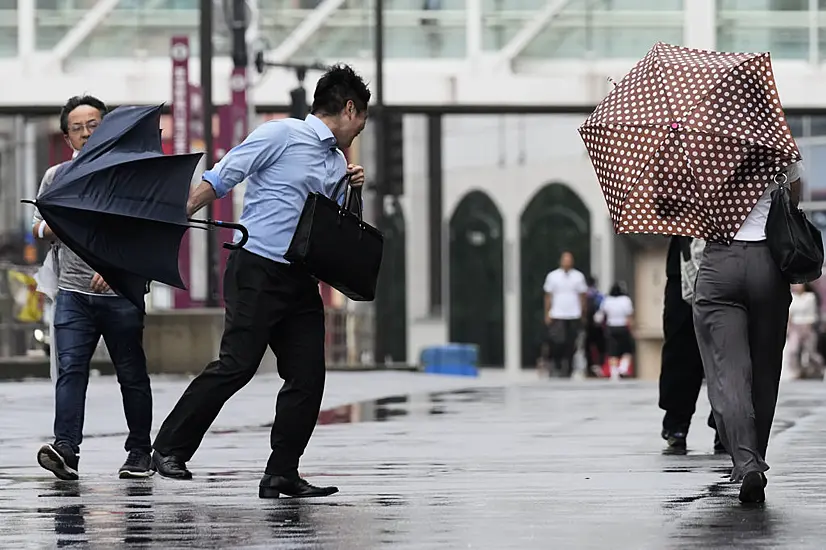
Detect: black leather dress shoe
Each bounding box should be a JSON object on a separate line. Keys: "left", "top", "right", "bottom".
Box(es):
{"left": 259, "top": 474, "right": 339, "bottom": 499}
{"left": 152, "top": 451, "right": 192, "bottom": 480}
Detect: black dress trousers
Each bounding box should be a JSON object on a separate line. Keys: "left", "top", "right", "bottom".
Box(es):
{"left": 153, "top": 248, "right": 327, "bottom": 476}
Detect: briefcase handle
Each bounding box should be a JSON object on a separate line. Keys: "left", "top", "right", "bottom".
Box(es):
{"left": 345, "top": 187, "right": 363, "bottom": 220}
{"left": 331, "top": 174, "right": 350, "bottom": 205}
{"left": 330, "top": 174, "right": 364, "bottom": 222}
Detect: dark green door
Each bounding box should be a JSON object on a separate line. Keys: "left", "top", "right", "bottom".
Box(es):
{"left": 449, "top": 191, "right": 505, "bottom": 367}
{"left": 374, "top": 199, "right": 407, "bottom": 363}
{"left": 520, "top": 183, "right": 591, "bottom": 367}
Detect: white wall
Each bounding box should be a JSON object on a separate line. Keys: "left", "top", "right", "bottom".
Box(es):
{"left": 404, "top": 113, "right": 614, "bottom": 371}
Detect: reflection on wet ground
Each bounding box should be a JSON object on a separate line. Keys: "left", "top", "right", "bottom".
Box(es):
{"left": 2, "top": 379, "right": 826, "bottom": 548}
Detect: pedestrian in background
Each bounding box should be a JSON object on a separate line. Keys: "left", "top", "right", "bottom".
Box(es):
{"left": 595, "top": 282, "right": 634, "bottom": 380}
{"left": 658, "top": 236, "right": 723, "bottom": 454}
{"left": 32, "top": 95, "right": 154, "bottom": 481}
{"left": 541, "top": 251, "right": 587, "bottom": 377}
{"left": 583, "top": 275, "right": 606, "bottom": 377}
{"left": 784, "top": 283, "right": 823, "bottom": 380}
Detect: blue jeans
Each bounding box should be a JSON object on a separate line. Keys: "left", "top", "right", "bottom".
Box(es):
{"left": 53, "top": 290, "right": 152, "bottom": 454}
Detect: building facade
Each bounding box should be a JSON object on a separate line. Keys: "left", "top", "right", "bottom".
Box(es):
{"left": 2, "top": 0, "right": 826, "bottom": 375}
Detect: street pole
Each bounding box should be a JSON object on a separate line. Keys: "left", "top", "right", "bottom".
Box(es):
{"left": 232, "top": 0, "right": 248, "bottom": 69}
{"left": 373, "top": 0, "right": 387, "bottom": 362}
{"left": 200, "top": 0, "right": 219, "bottom": 307}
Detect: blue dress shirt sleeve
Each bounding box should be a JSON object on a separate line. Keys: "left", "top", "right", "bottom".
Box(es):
{"left": 202, "top": 120, "right": 292, "bottom": 199}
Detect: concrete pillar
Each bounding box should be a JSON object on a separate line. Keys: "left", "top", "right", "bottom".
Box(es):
{"left": 18, "top": 0, "right": 36, "bottom": 66}
{"left": 466, "top": 0, "right": 483, "bottom": 65}
{"left": 504, "top": 213, "right": 521, "bottom": 376}
{"left": 683, "top": 0, "right": 716, "bottom": 51}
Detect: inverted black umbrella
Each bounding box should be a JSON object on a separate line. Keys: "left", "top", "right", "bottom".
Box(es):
{"left": 22, "top": 104, "right": 248, "bottom": 311}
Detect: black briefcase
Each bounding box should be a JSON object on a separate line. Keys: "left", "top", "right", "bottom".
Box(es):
{"left": 285, "top": 176, "right": 384, "bottom": 301}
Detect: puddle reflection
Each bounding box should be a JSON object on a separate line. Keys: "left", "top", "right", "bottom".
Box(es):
{"left": 317, "top": 387, "right": 504, "bottom": 426}
{"left": 676, "top": 501, "right": 780, "bottom": 547}
{"left": 122, "top": 482, "right": 154, "bottom": 545}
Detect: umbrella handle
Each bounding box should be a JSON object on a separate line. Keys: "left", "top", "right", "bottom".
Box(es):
{"left": 188, "top": 218, "right": 249, "bottom": 250}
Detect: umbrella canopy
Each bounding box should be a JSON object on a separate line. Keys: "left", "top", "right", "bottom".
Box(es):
{"left": 26, "top": 104, "right": 247, "bottom": 311}
{"left": 579, "top": 41, "right": 801, "bottom": 243}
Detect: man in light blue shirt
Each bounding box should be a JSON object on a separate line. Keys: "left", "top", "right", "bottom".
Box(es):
{"left": 152, "top": 64, "right": 370, "bottom": 499}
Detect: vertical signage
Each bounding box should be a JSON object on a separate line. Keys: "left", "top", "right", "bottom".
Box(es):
{"left": 170, "top": 37, "right": 190, "bottom": 156}
{"left": 170, "top": 36, "right": 195, "bottom": 308}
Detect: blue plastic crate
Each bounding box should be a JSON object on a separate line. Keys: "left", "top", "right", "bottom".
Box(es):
{"left": 420, "top": 344, "right": 479, "bottom": 377}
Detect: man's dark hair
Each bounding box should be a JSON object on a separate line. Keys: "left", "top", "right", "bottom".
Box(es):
{"left": 311, "top": 64, "right": 371, "bottom": 116}
{"left": 60, "top": 95, "right": 108, "bottom": 135}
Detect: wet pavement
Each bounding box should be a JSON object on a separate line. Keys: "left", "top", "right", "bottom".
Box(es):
{"left": 1, "top": 372, "right": 825, "bottom": 549}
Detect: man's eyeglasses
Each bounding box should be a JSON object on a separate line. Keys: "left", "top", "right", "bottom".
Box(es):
{"left": 68, "top": 120, "right": 100, "bottom": 134}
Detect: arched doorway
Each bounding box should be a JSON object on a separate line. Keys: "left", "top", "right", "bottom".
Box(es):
{"left": 520, "top": 183, "right": 591, "bottom": 367}
{"left": 449, "top": 191, "right": 505, "bottom": 367}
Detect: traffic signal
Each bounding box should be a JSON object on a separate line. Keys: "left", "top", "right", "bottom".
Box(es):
{"left": 383, "top": 113, "right": 404, "bottom": 196}
{"left": 289, "top": 86, "right": 308, "bottom": 119}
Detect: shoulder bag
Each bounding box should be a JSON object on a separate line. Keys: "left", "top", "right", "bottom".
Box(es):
{"left": 766, "top": 171, "right": 824, "bottom": 284}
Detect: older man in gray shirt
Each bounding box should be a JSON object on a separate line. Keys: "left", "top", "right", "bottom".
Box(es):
{"left": 33, "top": 95, "right": 153, "bottom": 481}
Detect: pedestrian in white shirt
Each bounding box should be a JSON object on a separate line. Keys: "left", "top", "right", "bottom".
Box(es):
{"left": 595, "top": 282, "right": 634, "bottom": 380}
{"left": 784, "top": 283, "right": 822, "bottom": 380}
{"left": 542, "top": 251, "right": 587, "bottom": 377}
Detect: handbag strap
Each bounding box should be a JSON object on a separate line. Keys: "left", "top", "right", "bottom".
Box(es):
{"left": 330, "top": 174, "right": 350, "bottom": 204}
{"left": 345, "top": 187, "right": 364, "bottom": 220}
{"left": 774, "top": 170, "right": 789, "bottom": 188}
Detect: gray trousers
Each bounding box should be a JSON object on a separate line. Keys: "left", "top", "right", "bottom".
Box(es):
{"left": 693, "top": 241, "right": 790, "bottom": 482}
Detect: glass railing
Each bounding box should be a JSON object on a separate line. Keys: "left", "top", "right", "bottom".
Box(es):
{"left": 488, "top": 8, "right": 684, "bottom": 58}
{"left": 10, "top": 1, "right": 825, "bottom": 62}
{"left": 717, "top": 7, "right": 826, "bottom": 62}
{"left": 18, "top": 0, "right": 687, "bottom": 60}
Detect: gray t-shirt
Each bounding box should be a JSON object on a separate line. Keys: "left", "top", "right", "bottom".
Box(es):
{"left": 32, "top": 161, "right": 116, "bottom": 296}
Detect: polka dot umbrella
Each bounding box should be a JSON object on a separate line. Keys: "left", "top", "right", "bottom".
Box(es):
{"left": 578, "top": 41, "right": 802, "bottom": 244}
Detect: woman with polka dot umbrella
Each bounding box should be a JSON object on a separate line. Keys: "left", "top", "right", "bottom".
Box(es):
{"left": 581, "top": 41, "right": 805, "bottom": 505}
{"left": 579, "top": 41, "right": 801, "bottom": 244}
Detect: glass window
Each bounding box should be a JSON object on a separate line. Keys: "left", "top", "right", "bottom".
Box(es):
{"left": 0, "top": 26, "right": 16, "bottom": 57}
{"left": 484, "top": 0, "right": 682, "bottom": 11}
{"left": 719, "top": 0, "right": 807, "bottom": 9}
{"left": 787, "top": 116, "right": 805, "bottom": 138}
{"left": 809, "top": 116, "right": 826, "bottom": 137}
{"left": 718, "top": 24, "right": 811, "bottom": 59}
{"left": 799, "top": 142, "right": 826, "bottom": 200}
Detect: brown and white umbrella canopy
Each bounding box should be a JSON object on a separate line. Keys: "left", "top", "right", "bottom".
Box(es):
{"left": 579, "top": 41, "right": 801, "bottom": 243}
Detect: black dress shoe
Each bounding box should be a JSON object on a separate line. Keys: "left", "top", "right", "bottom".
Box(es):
{"left": 661, "top": 429, "right": 687, "bottom": 450}
{"left": 739, "top": 471, "right": 767, "bottom": 504}
{"left": 152, "top": 451, "right": 192, "bottom": 480}
{"left": 259, "top": 474, "right": 339, "bottom": 499}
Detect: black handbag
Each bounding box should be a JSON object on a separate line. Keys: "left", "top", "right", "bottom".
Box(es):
{"left": 766, "top": 173, "right": 824, "bottom": 284}
{"left": 284, "top": 175, "right": 384, "bottom": 301}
